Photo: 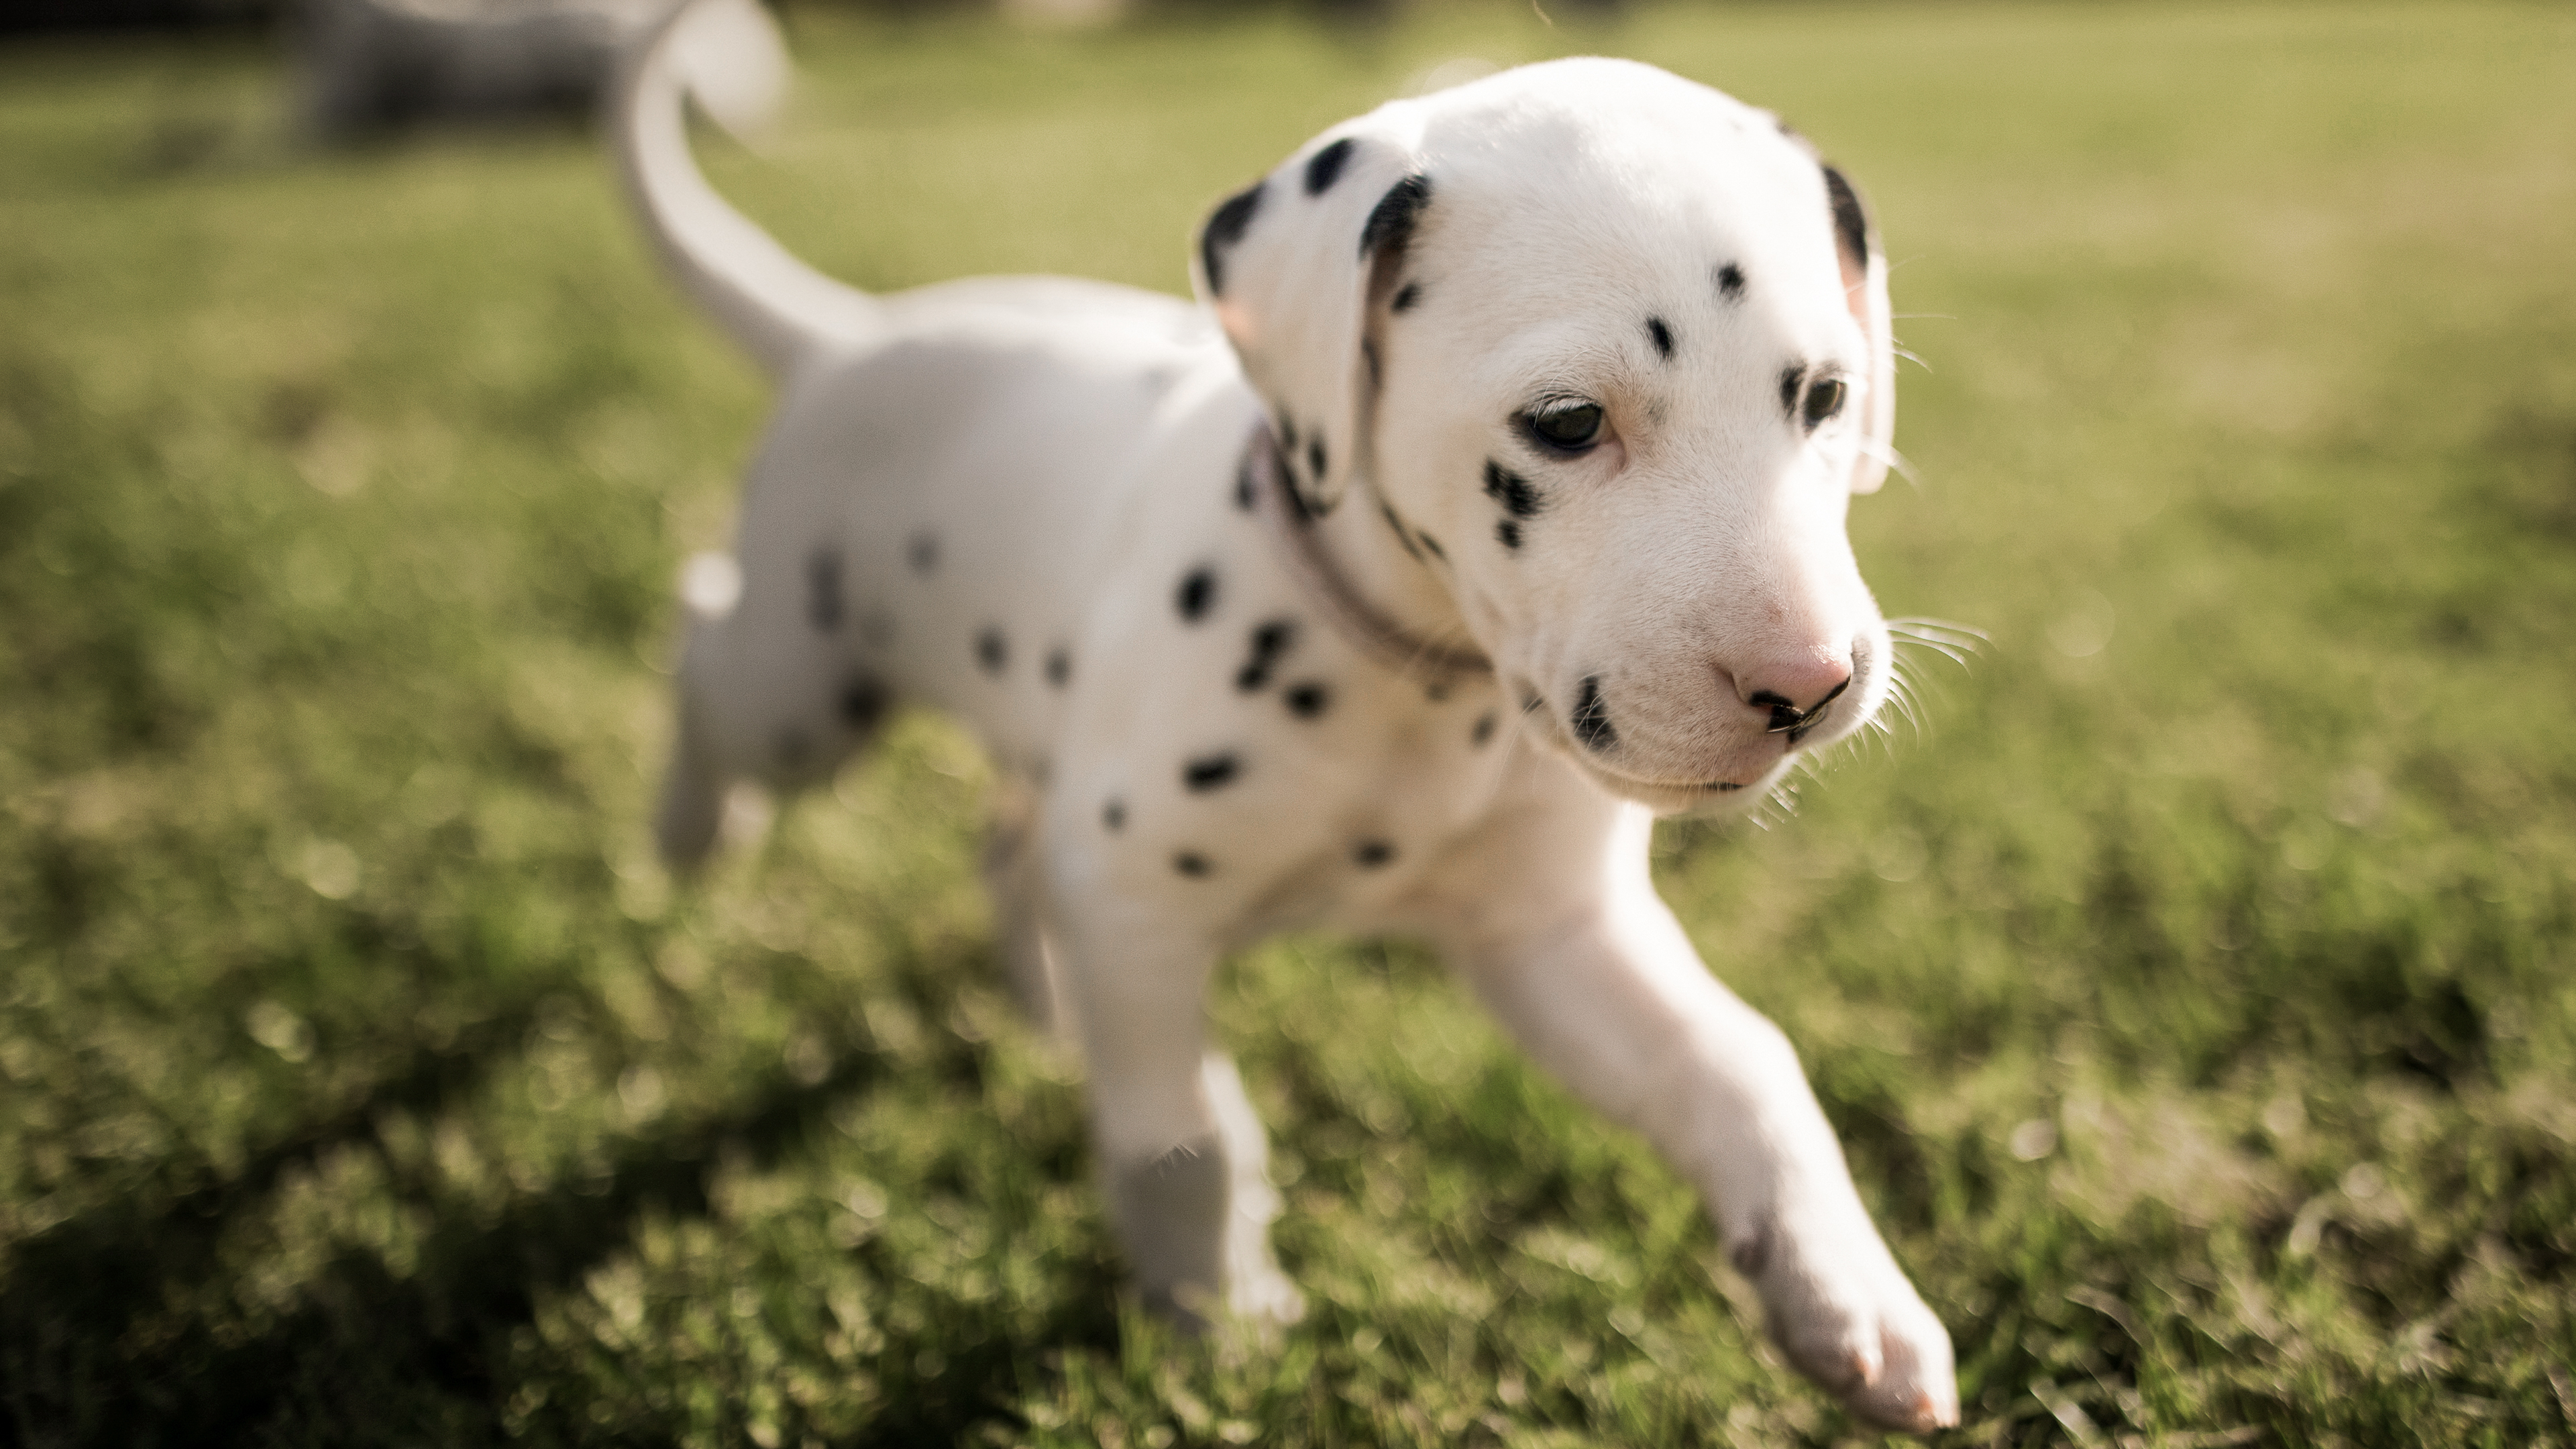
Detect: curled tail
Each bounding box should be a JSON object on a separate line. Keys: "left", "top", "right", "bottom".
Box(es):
{"left": 611, "top": 0, "right": 883, "bottom": 379}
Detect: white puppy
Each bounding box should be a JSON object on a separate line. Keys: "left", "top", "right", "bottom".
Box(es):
{"left": 616, "top": 2, "right": 1956, "bottom": 1431}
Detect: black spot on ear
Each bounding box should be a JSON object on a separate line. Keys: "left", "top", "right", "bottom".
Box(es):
{"left": 1483, "top": 460, "right": 1542, "bottom": 519}
{"left": 1173, "top": 851, "right": 1213, "bottom": 878}
{"left": 975, "top": 627, "right": 1008, "bottom": 674}
{"left": 1303, "top": 136, "right": 1356, "bottom": 196}
{"left": 805, "top": 548, "right": 843, "bottom": 631}
{"left": 907, "top": 531, "right": 940, "bottom": 576}
{"left": 1571, "top": 675, "right": 1617, "bottom": 753}
{"left": 1415, "top": 531, "right": 1444, "bottom": 560}
{"left": 1352, "top": 840, "right": 1395, "bottom": 869}
{"left": 1496, "top": 519, "right": 1522, "bottom": 551}
{"left": 1200, "top": 182, "right": 1263, "bottom": 297}
{"left": 1045, "top": 647, "right": 1071, "bottom": 688}
{"left": 1360, "top": 174, "right": 1432, "bottom": 259}
{"left": 1646, "top": 317, "right": 1674, "bottom": 359}
{"left": 1391, "top": 281, "right": 1422, "bottom": 313}
{"left": 1717, "top": 262, "right": 1746, "bottom": 299}
{"left": 1103, "top": 798, "right": 1126, "bottom": 831}
{"left": 1306, "top": 435, "right": 1326, "bottom": 484}
{"left": 839, "top": 675, "right": 889, "bottom": 729}
{"left": 1176, "top": 567, "right": 1218, "bottom": 623}
{"left": 1472, "top": 711, "right": 1497, "bottom": 746}
{"left": 1780, "top": 364, "right": 1807, "bottom": 419}
{"left": 1284, "top": 681, "right": 1330, "bottom": 719}
{"left": 1235, "top": 458, "right": 1257, "bottom": 512}
{"left": 1183, "top": 753, "right": 1240, "bottom": 792}
{"left": 1822, "top": 164, "right": 1872, "bottom": 276}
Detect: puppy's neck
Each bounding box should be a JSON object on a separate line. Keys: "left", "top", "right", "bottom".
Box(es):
{"left": 1315, "top": 472, "right": 1479, "bottom": 671}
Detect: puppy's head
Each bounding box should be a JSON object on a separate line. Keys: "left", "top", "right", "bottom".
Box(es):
{"left": 1195, "top": 59, "right": 1896, "bottom": 815}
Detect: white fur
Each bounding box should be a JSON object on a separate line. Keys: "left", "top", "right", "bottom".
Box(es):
{"left": 614, "top": 4, "right": 1955, "bottom": 1432}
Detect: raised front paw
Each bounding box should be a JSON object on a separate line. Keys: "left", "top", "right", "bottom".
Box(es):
{"left": 1730, "top": 1203, "right": 1959, "bottom": 1434}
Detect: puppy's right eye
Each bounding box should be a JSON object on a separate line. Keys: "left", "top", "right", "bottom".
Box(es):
{"left": 1522, "top": 401, "right": 1604, "bottom": 452}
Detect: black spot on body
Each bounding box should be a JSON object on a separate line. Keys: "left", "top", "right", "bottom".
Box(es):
{"left": 1200, "top": 182, "right": 1263, "bottom": 296}
{"left": 1303, "top": 137, "right": 1356, "bottom": 195}
{"left": 1571, "top": 676, "right": 1617, "bottom": 753}
{"left": 1483, "top": 460, "right": 1542, "bottom": 519}
{"left": 839, "top": 676, "right": 889, "bottom": 729}
{"left": 1177, "top": 567, "right": 1218, "bottom": 623}
{"left": 1391, "top": 281, "right": 1422, "bottom": 313}
{"left": 907, "top": 532, "right": 940, "bottom": 575}
{"left": 1360, "top": 174, "right": 1432, "bottom": 258}
{"left": 1425, "top": 680, "right": 1448, "bottom": 704}
{"left": 1278, "top": 414, "right": 1298, "bottom": 452}
{"left": 1045, "top": 647, "right": 1071, "bottom": 688}
{"left": 1416, "top": 531, "right": 1444, "bottom": 560}
{"left": 1235, "top": 458, "right": 1257, "bottom": 512}
{"left": 1352, "top": 840, "right": 1395, "bottom": 869}
{"left": 1780, "top": 365, "right": 1807, "bottom": 419}
{"left": 1103, "top": 798, "right": 1126, "bottom": 830}
{"left": 975, "top": 627, "right": 1008, "bottom": 674}
{"left": 1472, "top": 711, "right": 1497, "bottom": 746}
{"left": 1173, "top": 851, "right": 1213, "bottom": 878}
{"left": 1306, "top": 435, "right": 1326, "bottom": 484}
{"left": 1362, "top": 338, "right": 1381, "bottom": 387}
{"left": 1284, "top": 682, "right": 1330, "bottom": 719}
{"left": 1496, "top": 519, "right": 1522, "bottom": 550}
{"left": 805, "top": 549, "right": 843, "bottom": 631}
{"left": 1646, "top": 317, "right": 1674, "bottom": 358}
{"left": 1717, "top": 262, "right": 1746, "bottom": 299}
{"left": 1236, "top": 618, "right": 1298, "bottom": 692}
{"left": 1183, "top": 753, "right": 1240, "bottom": 792}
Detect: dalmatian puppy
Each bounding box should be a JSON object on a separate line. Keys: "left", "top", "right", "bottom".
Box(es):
{"left": 615, "top": 1, "right": 1956, "bottom": 1432}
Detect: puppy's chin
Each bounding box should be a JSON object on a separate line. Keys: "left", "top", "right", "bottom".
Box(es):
{"left": 1531, "top": 734, "right": 1789, "bottom": 817}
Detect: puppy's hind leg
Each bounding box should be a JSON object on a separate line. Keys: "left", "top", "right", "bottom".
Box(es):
{"left": 982, "top": 780, "right": 1067, "bottom": 1035}
{"left": 655, "top": 684, "right": 727, "bottom": 870}
{"left": 653, "top": 548, "right": 897, "bottom": 870}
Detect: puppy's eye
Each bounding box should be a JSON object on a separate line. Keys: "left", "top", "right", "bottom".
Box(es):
{"left": 1522, "top": 401, "right": 1604, "bottom": 452}
{"left": 1801, "top": 376, "right": 1848, "bottom": 431}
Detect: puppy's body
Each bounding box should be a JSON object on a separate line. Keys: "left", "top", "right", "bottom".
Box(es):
{"left": 621, "top": 7, "right": 1957, "bottom": 1431}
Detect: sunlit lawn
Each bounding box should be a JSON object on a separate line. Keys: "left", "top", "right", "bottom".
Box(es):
{"left": 2, "top": 3, "right": 2573, "bottom": 1444}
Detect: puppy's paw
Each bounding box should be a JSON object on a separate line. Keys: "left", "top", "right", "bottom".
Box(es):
{"left": 1224, "top": 1263, "right": 1307, "bottom": 1333}
{"left": 1731, "top": 1208, "right": 1958, "bottom": 1434}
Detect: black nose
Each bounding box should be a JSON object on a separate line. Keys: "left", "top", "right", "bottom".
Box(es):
{"left": 1751, "top": 677, "right": 1849, "bottom": 735}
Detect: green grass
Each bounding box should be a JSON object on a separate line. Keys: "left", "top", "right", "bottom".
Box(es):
{"left": 4, "top": 3, "right": 2574, "bottom": 1444}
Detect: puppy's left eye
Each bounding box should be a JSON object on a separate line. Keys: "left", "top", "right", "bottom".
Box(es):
{"left": 1522, "top": 401, "right": 1604, "bottom": 452}
{"left": 1801, "top": 376, "right": 1848, "bottom": 431}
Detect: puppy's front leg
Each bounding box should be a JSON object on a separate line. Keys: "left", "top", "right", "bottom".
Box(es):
{"left": 1051, "top": 914, "right": 1302, "bottom": 1332}
{"left": 1443, "top": 820, "right": 1957, "bottom": 1432}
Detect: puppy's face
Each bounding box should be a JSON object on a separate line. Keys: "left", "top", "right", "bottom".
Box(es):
{"left": 1199, "top": 60, "right": 1895, "bottom": 815}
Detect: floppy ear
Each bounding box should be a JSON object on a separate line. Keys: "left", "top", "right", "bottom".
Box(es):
{"left": 1191, "top": 111, "right": 1431, "bottom": 517}
{"left": 1822, "top": 164, "right": 1895, "bottom": 494}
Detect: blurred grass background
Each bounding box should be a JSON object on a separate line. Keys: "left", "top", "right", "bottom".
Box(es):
{"left": 3, "top": 3, "right": 2574, "bottom": 1444}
